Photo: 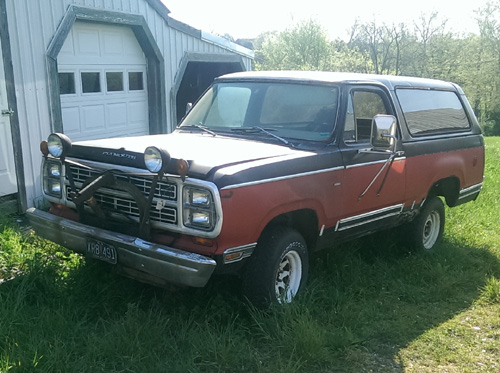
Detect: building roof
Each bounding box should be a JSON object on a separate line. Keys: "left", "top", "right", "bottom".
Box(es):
{"left": 150, "top": 0, "right": 254, "bottom": 58}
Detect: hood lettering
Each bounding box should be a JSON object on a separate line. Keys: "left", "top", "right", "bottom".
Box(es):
{"left": 102, "top": 151, "right": 137, "bottom": 160}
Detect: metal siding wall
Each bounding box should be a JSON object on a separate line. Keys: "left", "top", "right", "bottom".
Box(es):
{"left": 6, "top": 0, "right": 252, "bottom": 207}
{"left": 6, "top": 0, "right": 54, "bottom": 207}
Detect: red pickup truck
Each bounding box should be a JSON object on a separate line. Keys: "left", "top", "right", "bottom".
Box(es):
{"left": 27, "top": 71, "right": 485, "bottom": 306}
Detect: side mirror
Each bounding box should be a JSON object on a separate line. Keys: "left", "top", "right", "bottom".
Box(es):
{"left": 371, "top": 114, "right": 397, "bottom": 151}
{"left": 185, "top": 102, "right": 193, "bottom": 115}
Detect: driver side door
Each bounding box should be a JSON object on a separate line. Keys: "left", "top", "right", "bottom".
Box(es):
{"left": 337, "top": 85, "right": 406, "bottom": 238}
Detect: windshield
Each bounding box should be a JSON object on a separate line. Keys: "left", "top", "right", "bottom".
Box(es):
{"left": 180, "top": 81, "right": 339, "bottom": 142}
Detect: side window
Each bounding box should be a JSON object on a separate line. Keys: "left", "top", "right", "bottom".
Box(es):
{"left": 396, "top": 89, "right": 470, "bottom": 136}
{"left": 343, "top": 90, "right": 388, "bottom": 144}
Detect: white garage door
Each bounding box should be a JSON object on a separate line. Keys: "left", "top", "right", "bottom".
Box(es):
{"left": 58, "top": 21, "right": 149, "bottom": 141}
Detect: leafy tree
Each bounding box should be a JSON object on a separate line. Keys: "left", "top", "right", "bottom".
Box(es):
{"left": 411, "top": 13, "right": 448, "bottom": 76}
{"left": 330, "top": 40, "right": 372, "bottom": 73}
{"left": 476, "top": 0, "right": 500, "bottom": 134}
{"left": 255, "top": 20, "right": 334, "bottom": 71}
{"left": 348, "top": 19, "right": 400, "bottom": 75}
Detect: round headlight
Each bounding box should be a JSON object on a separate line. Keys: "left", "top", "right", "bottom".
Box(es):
{"left": 47, "top": 133, "right": 71, "bottom": 159}
{"left": 144, "top": 146, "right": 171, "bottom": 174}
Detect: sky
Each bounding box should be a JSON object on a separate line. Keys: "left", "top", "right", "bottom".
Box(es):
{"left": 162, "top": 0, "right": 490, "bottom": 41}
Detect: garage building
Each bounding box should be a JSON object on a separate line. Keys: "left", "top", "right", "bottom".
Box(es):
{"left": 0, "top": 0, "right": 253, "bottom": 213}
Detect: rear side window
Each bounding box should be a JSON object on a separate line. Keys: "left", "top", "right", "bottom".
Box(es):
{"left": 396, "top": 89, "right": 470, "bottom": 136}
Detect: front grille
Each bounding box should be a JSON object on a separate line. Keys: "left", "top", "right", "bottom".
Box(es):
{"left": 69, "top": 166, "right": 177, "bottom": 200}
{"left": 66, "top": 164, "right": 178, "bottom": 226}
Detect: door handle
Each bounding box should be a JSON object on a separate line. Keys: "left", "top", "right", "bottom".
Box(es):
{"left": 1, "top": 108, "right": 15, "bottom": 116}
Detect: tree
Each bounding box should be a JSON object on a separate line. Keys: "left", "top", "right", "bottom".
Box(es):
{"left": 476, "top": 0, "right": 500, "bottom": 134}
{"left": 411, "top": 13, "right": 448, "bottom": 76}
{"left": 255, "top": 20, "right": 333, "bottom": 71}
{"left": 348, "top": 20, "right": 396, "bottom": 75}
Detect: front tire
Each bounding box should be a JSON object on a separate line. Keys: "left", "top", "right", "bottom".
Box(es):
{"left": 242, "top": 226, "right": 309, "bottom": 307}
{"left": 410, "top": 196, "right": 445, "bottom": 251}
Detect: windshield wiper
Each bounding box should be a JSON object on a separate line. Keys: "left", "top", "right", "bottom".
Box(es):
{"left": 180, "top": 124, "right": 216, "bottom": 136}
{"left": 230, "top": 126, "right": 292, "bottom": 147}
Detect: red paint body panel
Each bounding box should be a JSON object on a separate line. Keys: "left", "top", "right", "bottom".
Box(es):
{"left": 215, "top": 169, "right": 344, "bottom": 254}
{"left": 213, "top": 158, "right": 405, "bottom": 255}
{"left": 212, "top": 144, "right": 484, "bottom": 256}
{"left": 341, "top": 158, "right": 406, "bottom": 216}
{"left": 405, "top": 146, "right": 485, "bottom": 204}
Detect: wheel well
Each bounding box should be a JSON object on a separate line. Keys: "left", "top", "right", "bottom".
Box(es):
{"left": 263, "top": 209, "right": 319, "bottom": 251}
{"left": 428, "top": 177, "right": 460, "bottom": 207}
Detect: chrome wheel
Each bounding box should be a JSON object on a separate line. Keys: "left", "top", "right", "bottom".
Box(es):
{"left": 242, "top": 226, "right": 309, "bottom": 307}
{"left": 275, "top": 249, "right": 303, "bottom": 304}
{"left": 409, "top": 196, "right": 445, "bottom": 252}
{"left": 422, "top": 210, "right": 441, "bottom": 250}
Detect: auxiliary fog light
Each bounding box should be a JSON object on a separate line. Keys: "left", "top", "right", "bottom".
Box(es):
{"left": 46, "top": 133, "right": 72, "bottom": 159}
{"left": 144, "top": 146, "right": 171, "bottom": 174}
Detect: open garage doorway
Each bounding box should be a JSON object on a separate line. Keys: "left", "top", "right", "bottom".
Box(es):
{"left": 174, "top": 54, "right": 248, "bottom": 125}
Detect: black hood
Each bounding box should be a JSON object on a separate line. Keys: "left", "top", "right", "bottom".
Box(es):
{"left": 68, "top": 132, "right": 334, "bottom": 188}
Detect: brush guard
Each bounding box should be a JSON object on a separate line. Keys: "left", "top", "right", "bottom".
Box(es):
{"left": 67, "top": 165, "right": 160, "bottom": 241}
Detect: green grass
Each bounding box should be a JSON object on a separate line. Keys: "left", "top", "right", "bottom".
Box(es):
{"left": 1, "top": 137, "right": 500, "bottom": 372}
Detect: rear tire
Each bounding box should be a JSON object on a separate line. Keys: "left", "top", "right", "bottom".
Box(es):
{"left": 242, "top": 226, "right": 309, "bottom": 307}
{"left": 409, "top": 196, "right": 445, "bottom": 251}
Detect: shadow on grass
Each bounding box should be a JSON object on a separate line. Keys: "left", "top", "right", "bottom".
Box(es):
{"left": 305, "top": 230, "right": 500, "bottom": 371}
{"left": 1, "top": 230, "right": 499, "bottom": 372}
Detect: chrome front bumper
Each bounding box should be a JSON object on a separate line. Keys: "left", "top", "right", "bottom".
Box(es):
{"left": 26, "top": 208, "right": 216, "bottom": 287}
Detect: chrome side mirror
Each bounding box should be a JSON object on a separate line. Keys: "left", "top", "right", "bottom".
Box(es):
{"left": 371, "top": 114, "right": 397, "bottom": 151}
{"left": 185, "top": 102, "right": 193, "bottom": 115}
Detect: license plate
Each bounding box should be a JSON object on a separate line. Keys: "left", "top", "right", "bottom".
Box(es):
{"left": 86, "top": 239, "right": 117, "bottom": 264}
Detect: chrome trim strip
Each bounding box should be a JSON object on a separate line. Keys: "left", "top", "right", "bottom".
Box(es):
{"left": 458, "top": 182, "right": 483, "bottom": 200}
{"left": 336, "top": 204, "right": 404, "bottom": 232}
{"left": 223, "top": 242, "right": 257, "bottom": 264}
{"left": 345, "top": 156, "right": 406, "bottom": 169}
{"left": 220, "top": 166, "right": 344, "bottom": 190}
